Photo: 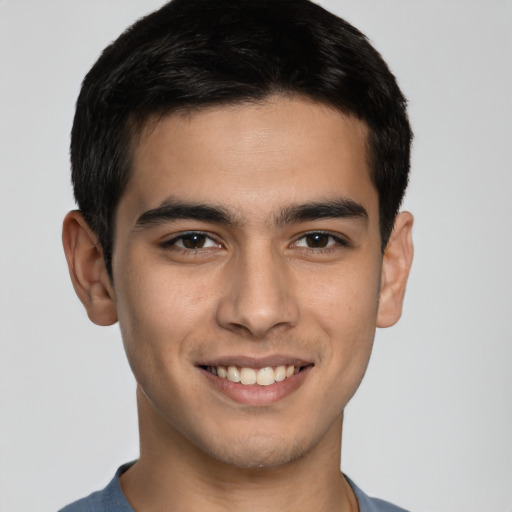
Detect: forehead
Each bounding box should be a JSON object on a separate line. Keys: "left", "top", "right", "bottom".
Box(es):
{"left": 119, "top": 96, "right": 378, "bottom": 226}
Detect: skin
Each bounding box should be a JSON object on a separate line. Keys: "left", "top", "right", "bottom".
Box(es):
{"left": 63, "top": 95, "right": 413, "bottom": 511}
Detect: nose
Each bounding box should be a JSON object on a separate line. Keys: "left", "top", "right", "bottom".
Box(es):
{"left": 216, "top": 245, "right": 300, "bottom": 339}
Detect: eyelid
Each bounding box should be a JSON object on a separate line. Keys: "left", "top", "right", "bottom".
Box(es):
{"left": 161, "top": 230, "right": 222, "bottom": 249}
{"left": 292, "top": 231, "right": 350, "bottom": 249}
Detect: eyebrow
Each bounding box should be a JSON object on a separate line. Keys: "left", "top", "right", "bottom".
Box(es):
{"left": 277, "top": 198, "right": 368, "bottom": 226}
{"left": 135, "top": 199, "right": 237, "bottom": 228}
{"left": 134, "top": 197, "right": 368, "bottom": 229}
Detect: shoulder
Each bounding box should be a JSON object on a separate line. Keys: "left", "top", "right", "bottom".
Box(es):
{"left": 345, "top": 475, "right": 410, "bottom": 512}
{"left": 58, "top": 463, "right": 135, "bottom": 512}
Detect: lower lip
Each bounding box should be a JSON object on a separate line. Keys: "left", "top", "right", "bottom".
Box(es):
{"left": 199, "top": 366, "right": 313, "bottom": 406}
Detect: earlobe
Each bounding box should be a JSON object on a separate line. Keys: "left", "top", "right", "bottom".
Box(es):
{"left": 376, "top": 211, "right": 414, "bottom": 328}
{"left": 62, "top": 211, "right": 118, "bottom": 326}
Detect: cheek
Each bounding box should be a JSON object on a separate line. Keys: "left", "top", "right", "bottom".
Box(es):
{"left": 113, "top": 256, "right": 217, "bottom": 373}
{"left": 300, "top": 261, "right": 380, "bottom": 399}
{"left": 301, "top": 260, "right": 381, "bottom": 339}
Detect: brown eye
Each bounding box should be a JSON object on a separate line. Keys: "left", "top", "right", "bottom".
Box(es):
{"left": 165, "top": 232, "right": 219, "bottom": 250}
{"left": 304, "top": 233, "right": 330, "bottom": 248}
{"left": 293, "top": 232, "right": 347, "bottom": 250}
{"left": 180, "top": 233, "right": 207, "bottom": 249}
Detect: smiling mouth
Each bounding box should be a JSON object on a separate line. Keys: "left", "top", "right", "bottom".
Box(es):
{"left": 200, "top": 364, "right": 312, "bottom": 386}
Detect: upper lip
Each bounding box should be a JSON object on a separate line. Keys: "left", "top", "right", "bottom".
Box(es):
{"left": 197, "top": 355, "right": 313, "bottom": 369}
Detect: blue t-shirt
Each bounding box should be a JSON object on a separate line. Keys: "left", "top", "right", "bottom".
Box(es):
{"left": 59, "top": 462, "right": 409, "bottom": 512}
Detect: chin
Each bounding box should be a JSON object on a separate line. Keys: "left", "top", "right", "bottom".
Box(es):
{"left": 200, "top": 430, "right": 310, "bottom": 470}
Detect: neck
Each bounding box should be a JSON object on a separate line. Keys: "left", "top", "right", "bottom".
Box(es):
{"left": 120, "top": 387, "right": 358, "bottom": 512}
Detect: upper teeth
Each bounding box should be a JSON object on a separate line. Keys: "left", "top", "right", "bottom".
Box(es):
{"left": 208, "top": 365, "right": 299, "bottom": 386}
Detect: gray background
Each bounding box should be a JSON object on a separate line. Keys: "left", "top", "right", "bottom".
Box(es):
{"left": 1, "top": 1, "right": 511, "bottom": 511}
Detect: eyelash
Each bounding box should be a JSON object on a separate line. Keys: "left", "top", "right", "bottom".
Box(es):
{"left": 161, "top": 230, "right": 350, "bottom": 253}
{"left": 161, "top": 231, "right": 220, "bottom": 251}
{"left": 292, "top": 231, "right": 349, "bottom": 252}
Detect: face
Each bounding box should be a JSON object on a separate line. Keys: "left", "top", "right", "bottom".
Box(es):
{"left": 112, "top": 96, "right": 384, "bottom": 468}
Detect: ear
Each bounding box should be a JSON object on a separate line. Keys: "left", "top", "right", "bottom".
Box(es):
{"left": 62, "top": 211, "right": 118, "bottom": 326}
{"left": 376, "top": 211, "right": 414, "bottom": 328}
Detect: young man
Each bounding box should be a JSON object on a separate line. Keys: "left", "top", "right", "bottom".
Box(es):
{"left": 61, "top": 0, "right": 413, "bottom": 510}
